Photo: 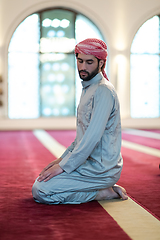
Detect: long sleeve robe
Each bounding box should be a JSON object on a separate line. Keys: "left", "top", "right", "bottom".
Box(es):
{"left": 32, "top": 72, "right": 123, "bottom": 204}
{"left": 59, "top": 72, "right": 123, "bottom": 179}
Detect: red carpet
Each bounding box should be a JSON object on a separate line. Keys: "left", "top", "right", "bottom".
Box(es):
{"left": 119, "top": 147, "right": 160, "bottom": 220}
{"left": 122, "top": 132, "right": 160, "bottom": 149}
{"left": 46, "top": 130, "right": 76, "bottom": 148}
{"left": 0, "top": 131, "right": 131, "bottom": 240}
{"left": 48, "top": 130, "right": 160, "bottom": 220}
{"left": 121, "top": 129, "right": 160, "bottom": 220}
{"left": 141, "top": 129, "right": 160, "bottom": 134}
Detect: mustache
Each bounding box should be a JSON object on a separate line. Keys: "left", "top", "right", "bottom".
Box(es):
{"left": 79, "top": 70, "right": 89, "bottom": 74}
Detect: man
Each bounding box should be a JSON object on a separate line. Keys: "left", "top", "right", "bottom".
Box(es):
{"left": 32, "top": 38, "right": 128, "bottom": 204}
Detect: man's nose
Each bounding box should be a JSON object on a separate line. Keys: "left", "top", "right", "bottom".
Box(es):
{"left": 81, "top": 62, "right": 87, "bottom": 70}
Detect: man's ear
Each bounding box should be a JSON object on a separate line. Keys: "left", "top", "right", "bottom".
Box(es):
{"left": 99, "top": 60, "right": 105, "bottom": 69}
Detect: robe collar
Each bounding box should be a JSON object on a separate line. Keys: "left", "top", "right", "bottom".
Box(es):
{"left": 81, "top": 72, "right": 103, "bottom": 89}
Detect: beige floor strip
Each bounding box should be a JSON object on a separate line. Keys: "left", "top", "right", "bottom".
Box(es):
{"left": 33, "top": 129, "right": 66, "bottom": 158}
{"left": 33, "top": 129, "right": 160, "bottom": 240}
{"left": 99, "top": 198, "right": 160, "bottom": 240}
{"left": 122, "top": 140, "right": 160, "bottom": 158}
{"left": 123, "top": 128, "right": 160, "bottom": 140}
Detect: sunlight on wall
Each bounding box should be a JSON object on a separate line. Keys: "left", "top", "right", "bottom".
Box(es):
{"left": 115, "top": 54, "right": 128, "bottom": 117}
{"left": 116, "top": 54, "right": 127, "bottom": 91}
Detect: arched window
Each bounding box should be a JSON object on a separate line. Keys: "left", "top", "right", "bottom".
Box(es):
{"left": 8, "top": 8, "right": 105, "bottom": 119}
{"left": 130, "top": 15, "right": 160, "bottom": 118}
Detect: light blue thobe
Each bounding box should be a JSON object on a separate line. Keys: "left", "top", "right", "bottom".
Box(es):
{"left": 32, "top": 72, "right": 123, "bottom": 204}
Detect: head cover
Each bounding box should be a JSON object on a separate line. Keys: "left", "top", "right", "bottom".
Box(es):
{"left": 75, "top": 38, "right": 109, "bottom": 80}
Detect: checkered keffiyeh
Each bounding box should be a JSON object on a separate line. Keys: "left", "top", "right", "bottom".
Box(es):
{"left": 75, "top": 38, "right": 108, "bottom": 80}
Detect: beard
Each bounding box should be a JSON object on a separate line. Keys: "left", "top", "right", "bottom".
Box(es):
{"left": 78, "top": 65, "right": 99, "bottom": 81}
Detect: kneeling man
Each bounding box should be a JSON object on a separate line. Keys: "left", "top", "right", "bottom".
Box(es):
{"left": 32, "top": 38, "right": 128, "bottom": 204}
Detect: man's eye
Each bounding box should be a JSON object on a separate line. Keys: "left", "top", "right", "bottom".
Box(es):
{"left": 87, "top": 61, "right": 93, "bottom": 64}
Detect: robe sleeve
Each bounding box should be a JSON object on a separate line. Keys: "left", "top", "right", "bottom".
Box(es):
{"left": 59, "top": 85, "right": 115, "bottom": 173}
{"left": 60, "top": 137, "right": 77, "bottom": 159}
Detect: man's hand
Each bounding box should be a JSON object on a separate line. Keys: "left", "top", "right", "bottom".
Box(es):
{"left": 37, "top": 164, "right": 63, "bottom": 182}
{"left": 39, "top": 158, "right": 62, "bottom": 177}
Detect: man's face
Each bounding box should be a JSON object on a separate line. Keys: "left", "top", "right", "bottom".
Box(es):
{"left": 77, "top": 54, "right": 101, "bottom": 81}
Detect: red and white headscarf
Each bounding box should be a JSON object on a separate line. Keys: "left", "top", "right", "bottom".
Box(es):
{"left": 75, "top": 38, "right": 109, "bottom": 80}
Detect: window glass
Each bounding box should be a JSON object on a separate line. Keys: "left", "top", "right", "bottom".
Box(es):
{"left": 75, "top": 14, "right": 103, "bottom": 43}
{"left": 40, "top": 9, "right": 75, "bottom": 117}
{"left": 8, "top": 14, "right": 40, "bottom": 119}
{"left": 130, "top": 16, "right": 160, "bottom": 118}
{"left": 40, "top": 53, "right": 75, "bottom": 117}
{"left": 131, "top": 16, "right": 159, "bottom": 54}
{"left": 8, "top": 9, "right": 105, "bottom": 119}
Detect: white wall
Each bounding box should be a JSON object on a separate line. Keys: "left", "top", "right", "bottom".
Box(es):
{"left": 0, "top": 0, "right": 160, "bottom": 130}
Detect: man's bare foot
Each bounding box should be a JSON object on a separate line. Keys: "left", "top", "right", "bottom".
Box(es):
{"left": 95, "top": 185, "right": 128, "bottom": 201}
{"left": 95, "top": 187, "right": 120, "bottom": 201}
{"left": 112, "top": 184, "right": 128, "bottom": 200}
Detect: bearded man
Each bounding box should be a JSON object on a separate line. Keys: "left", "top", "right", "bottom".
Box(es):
{"left": 32, "top": 38, "right": 128, "bottom": 204}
